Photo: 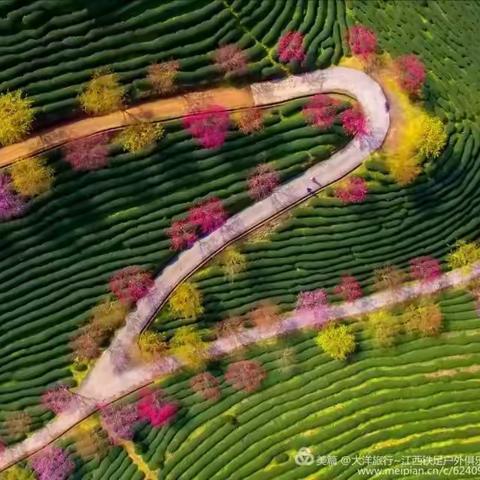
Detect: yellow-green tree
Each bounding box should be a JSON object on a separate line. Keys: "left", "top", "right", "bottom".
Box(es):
{"left": 0, "top": 465, "right": 35, "bottom": 480}
{"left": 137, "top": 331, "right": 168, "bottom": 361}
{"left": 315, "top": 323, "right": 355, "bottom": 360}
{"left": 168, "top": 282, "right": 204, "bottom": 320}
{"left": 78, "top": 68, "right": 125, "bottom": 115}
{"left": 367, "top": 309, "right": 402, "bottom": 348}
{"left": 219, "top": 246, "right": 247, "bottom": 281}
{"left": 0, "top": 90, "right": 34, "bottom": 146}
{"left": 91, "top": 297, "right": 128, "bottom": 332}
{"left": 418, "top": 114, "right": 448, "bottom": 158}
{"left": 10, "top": 156, "right": 54, "bottom": 197}
{"left": 169, "top": 326, "right": 207, "bottom": 368}
{"left": 115, "top": 121, "right": 164, "bottom": 153}
{"left": 403, "top": 300, "right": 443, "bottom": 337}
{"left": 447, "top": 240, "right": 480, "bottom": 271}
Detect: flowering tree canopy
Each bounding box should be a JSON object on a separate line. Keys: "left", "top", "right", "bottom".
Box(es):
{"left": 190, "top": 372, "right": 221, "bottom": 401}
{"left": 373, "top": 265, "right": 406, "bottom": 291}
{"left": 147, "top": 60, "right": 180, "bottom": 95}
{"left": 167, "top": 218, "right": 198, "bottom": 251}
{"left": 334, "top": 176, "right": 368, "bottom": 204}
{"left": 446, "top": 240, "right": 480, "bottom": 271}
{"left": 232, "top": 107, "right": 264, "bottom": 134}
{"left": 0, "top": 89, "right": 34, "bottom": 146}
{"left": 137, "top": 389, "right": 177, "bottom": 428}
{"left": 0, "top": 173, "right": 26, "bottom": 221}
{"left": 70, "top": 330, "right": 101, "bottom": 362}
{"left": 188, "top": 197, "right": 227, "bottom": 235}
{"left": 395, "top": 54, "right": 426, "bottom": 95}
{"left": 169, "top": 325, "right": 207, "bottom": 367}
{"left": 247, "top": 164, "right": 279, "bottom": 200}
{"left": 277, "top": 31, "right": 305, "bottom": 63}
{"left": 109, "top": 266, "right": 154, "bottom": 305}
{"left": 340, "top": 106, "right": 368, "bottom": 137}
{"left": 303, "top": 94, "right": 340, "bottom": 129}
{"left": 347, "top": 25, "right": 377, "bottom": 58}
{"left": 183, "top": 105, "right": 229, "bottom": 149}
{"left": 10, "top": 157, "right": 54, "bottom": 197}
{"left": 367, "top": 310, "right": 402, "bottom": 348}
{"left": 315, "top": 323, "right": 355, "bottom": 360}
{"left": 0, "top": 465, "right": 35, "bottom": 480}
{"left": 115, "top": 121, "right": 164, "bottom": 153}
{"left": 4, "top": 411, "right": 31, "bottom": 439}
{"left": 30, "top": 446, "right": 74, "bottom": 480}
{"left": 296, "top": 289, "right": 330, "bottom": 325}
{"left": 409, "top": 256, "right": 442, "bottom": 282}
{"left": 63, "top": 132, "right": 111, "bottom": 171}
{"left": 334, "top": 275, "right": 363, "bottom": 302}
{"left": 225, "top": 360, "right": 266, "bottom": 392}
{"left": 41, "top": 385, "right": 79, "bottom": 415}
{"left": 219, "top": 246, "right": 247, "bottom": 281}
{"left": 213, "top": 44, "right": 247, "bottom": 74}
{"left": 403, "top": 301, "right": 443, "bottom": 337}
{"left": 168, "top": 282, "right": 204, "bottom": 320}
{"left": 100, "top": 402, "right": 139, "bottom": 443}
{"left": 91, "top": 297, "right": 128, "bottom": 332}
{"left": 249, "top": 301, "right": 280, "bottom": 331}
{"left": 137, "top": 331, "right": 168, "bottom": 361}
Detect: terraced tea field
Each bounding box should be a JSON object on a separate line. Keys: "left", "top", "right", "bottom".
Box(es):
{"left": 0, "top": 0, "right": 479, "bottom": 479}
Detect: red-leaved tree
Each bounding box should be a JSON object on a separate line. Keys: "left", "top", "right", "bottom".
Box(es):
{"left": 0, "top": 173, "right": 26, "bottom": 221}
{"left": 183, "top": 105, "right": 230, "bottom": 149}
{"left": 303, "top": 94, "right": 340, "bottom": 129}
{"left": 167, "top": 218, "right": 198, "bottom": 251}
{"left": 188, "top": 197, "right": 227, "bottom": 235}
{"left": 109, "top": 266, "right": 154, "bottom": 305}
{"left": 278, "top": 31, "right": 305, "bottom": 63}
{"left": 334, "top": 275, "right": 363, "bottom": 302}
{"left": 341, "top": 106, "right": 368, "bottom": 137}
{"left": 100, "top": 403, "right": 139, "bottom": 443}
{"left": 41, "top": 385, "right": 80, "bottom": 414}
{"left": 190, "top": 372, "right": 222, "bottom": 401}
{"left": 137, "top": 389, "right": 178, "bottom": 428}
{"left": 214, "top": 44, "right": 247, "bottom": 75}
{"left": 247, "top": 164, "right": 279, "bottom": 200}
{"left": 334, "top": 176, "right": 368, "bottom": 204}
{"left": 409, "top": 256, "right": 442, "bottom": 282}
{"left": 63, "top": 132, "right": 111, "bottom": 171}
{"left": 395, "top": 54, "right": 426, "bottom": 95}
{"left": 225, "top": 360, "right": 266, "bottom": 393}
{"left": 347, "top": 25, "right": 377, "bottom": 58}
{"left": 30, "top": 446, "right": 74, "bottom": 480}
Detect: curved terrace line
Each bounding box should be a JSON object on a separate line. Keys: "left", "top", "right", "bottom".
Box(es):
{"left": 0, "top": 66, "right": 390, "bottom": 469}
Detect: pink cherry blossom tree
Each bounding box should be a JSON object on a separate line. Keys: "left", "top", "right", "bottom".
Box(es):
{"left": 183, "top": 105, "right": 230, "bottom": 149}
{"left": 340, "top": 106, "right": 368, "bottom": 137}
{"left": 167, "top": 219, "right": 198, "bottom": 251}
{"left": 0, "top": 173, "right": 26, "bottom": 220}
{"left": 296, "top": 289, "right": 330, "bottom": 325}
{"left": 41, "top": 385, "right": 80, "bottom": 414}
{"left": 278, "top": 31, "right": 305, "bottom": 63}
{"left": 30, "top": 446, "right": 74, "bottom": 480}
{"left": 334, "top": 176, "right": 368, "bottom": 204}
{"left": 225, "top": 360, "right": 266, "bottom": 393}
{"left": 63, "top": 132, "right": 110, "bottom": 171}
{"left": 334, "top": 275, "right": 363, "bottom": 302}
{"left": 247, "top": 164, "right": 280, "bottom": 200}
{"left": 187, "top": 197, "right": 227, "bottom": 235}
{"left": 395, "top": 54, "right": 426, "bottom": 95}
{"left": 409, "top": 256, "right": 442, "bottom": 282}
{"left": 137, "top": 389, "right": 177, "bottom": 428}
{"left": 303, "top": 94, "right": 340, "bottom": 129}
{"left": 190, "top": 372, "right": 221, "bottom": 401}
{"left": 347, "top": 25, "right": 377, "bottom": 58}
{"left": 100, "top": 402, "right": 139, "bottom": 443}
{"left": 214, "top": 44, "right": 247, "bottom": 75}
{"left": 109, "top": 266, "right": 154, "bottom": 305}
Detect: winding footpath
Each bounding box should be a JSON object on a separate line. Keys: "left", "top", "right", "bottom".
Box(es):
{"left": 0, "top": 66, "right": 390, "bottom": 470}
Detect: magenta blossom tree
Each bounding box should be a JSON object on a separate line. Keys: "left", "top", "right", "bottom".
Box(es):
{"left": 137, "top": 389, "right": 177, "bottom": 428}
{"left": 334, "top": 275, "right": 363, "bottom": 302}
{"left": 296, "top": 289, "right": 330, "bottom": 325}
{"left": 214, "top": 44, "right": 247, "bottom": 75}
{"left": 188, "top": 197, "right": 227, "bottom": 235}
{"left": 167, "top": 218, "right": 198, "bottom": 251}
{"left": 109, "top": 266, "right": 154, "bottom": 305}
{"left": 278, "top": 31, "right": 305, "bottom": 63}
{"left": 409, "top": 256, "right": 442, "bottom": 282}
{"left": 183, "top": 105, "right": 230, "bottom": 149}
{"left": 30, "top": 446, "right": 74, "bottom": 480}
{"left": 63, "top": 132, "right": 110, "bottom": 171}
{"left": 247, "top": 164, "right": 280, "bottom": 200}
{"left": 334, "top": 176, "right": 368, "bottom": 204}
{"left": 303, "top": 94, "right": 340, "bottom": 129}
{"left": 41, "top": 385, "right": 80, "bottom": 415}
{"left": 347, "top": 25, "right": 377, "bottom": 58}
{"left": 395, "top": 54, "right": 426, "bottom": 95}
{"left": 0, "top": 173, "right": 26, "bottom": 221}
{"left": 341, "top": 106, "right": 368, "bottom": 137}
{"left": 100, "top": 403, "right": 139, "bottom": 443}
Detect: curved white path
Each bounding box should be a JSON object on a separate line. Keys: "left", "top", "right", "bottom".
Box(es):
{"left": 0, "top": 67, "right": 390, "bottom": 470}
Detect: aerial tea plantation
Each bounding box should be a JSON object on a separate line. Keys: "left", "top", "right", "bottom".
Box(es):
{"left": 0, "top": 1, "right": 479, "bottom": 479}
